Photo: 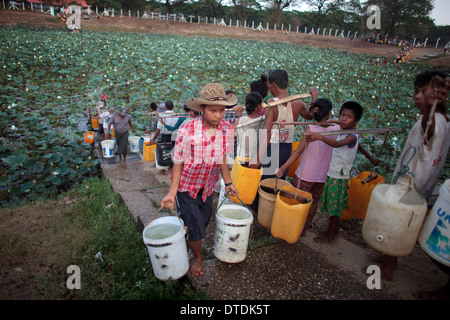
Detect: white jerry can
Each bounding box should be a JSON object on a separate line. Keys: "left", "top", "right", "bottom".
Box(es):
{"left": 362, "top": 175, "right": 427, "bottom": 256}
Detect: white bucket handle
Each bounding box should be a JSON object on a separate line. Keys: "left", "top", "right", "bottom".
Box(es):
{"left": 145, "top": 197, "right": 188, "bottom": 233}
{"left": 218, "top": 190, "right": 252, "bottom": 214}
{"left": 218, "top": 192, "right": 254, "bottom": 250}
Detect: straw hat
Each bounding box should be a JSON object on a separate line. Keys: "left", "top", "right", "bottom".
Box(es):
{"left": 187, "top": 83, "right": 238, "bottom": 112}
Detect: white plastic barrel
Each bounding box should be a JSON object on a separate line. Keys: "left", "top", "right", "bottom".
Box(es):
{"left": 418, "top": 180, "right": 450, "bottom": 267}
{"left": 142, "top": 216, "right": 189, "bottom": 281}
{"left": 101, "top": 140, "right": 115, "bottom": 158}
{"left": 214, "top": 204, "right": 253, "bottom": 263}
{"left": 129, "top": 136, "right": 140, "bottom": 153}
{"left": 362, "top": 175, "right": 428, "bottom": 256}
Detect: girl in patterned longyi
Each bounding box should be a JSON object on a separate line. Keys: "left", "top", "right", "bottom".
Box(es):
{"left": 305, "top": 101, "right": 363, "bottom": 244}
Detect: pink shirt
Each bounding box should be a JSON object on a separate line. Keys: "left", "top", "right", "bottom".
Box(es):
{"left": 295, "top": 124, "right": 340, "bottom": 183}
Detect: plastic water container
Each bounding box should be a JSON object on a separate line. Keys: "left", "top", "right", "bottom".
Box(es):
{"left": 271, "top": 185, "right": 312, "bottom": 244}
{"left": 418, "top": 180, "right": 450, "bottom": 267}
{"left": 362, "top": 175, "right": 428, "bottom": 256}
{"left": 229, "top": 157, "right": 262, "bottom": 205}
{"left": 84, "top": 131, "right": 95, "bottom": 144}
{"left": 139, "top": 135, "right": 151, "bottom": 154}
{"left": 214, "top": 204, "right": 253, "bottom": 263}
{"left": 143, "top": 216, "right": 189, "bottom": 281}
{"left": 91, "top": 118, "right": 99, "bottom": 130}
{"left": 287, "top": 142, "right": 301, "bottom": 178}
{"left": 143, "top": 143, "right": 156, "bottom": 162}
{"left": 101, "top": 140, "right": 115, "bottom": 158}
{"left": 129, "top": 136, "right": 140, "bottom": 153}
{"left": 155, "top": 142, "right": 174, "bottom": 168}
{"left": 257, "top": 178, "right": 293, "bottom": 228}
{"left": 342, "top": 171, "right": 385, "bottom": 220}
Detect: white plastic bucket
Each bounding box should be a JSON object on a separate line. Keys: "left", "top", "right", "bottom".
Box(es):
{"left": 129, "top": 136, "right": 140, "bottom": 153}
{"left": 142, "top": 216, "right": 189, "bottom": 281}
{"left": 418, "top": 180, "right": 450, "bottom": 267}
{"left": 217, "top": 179, "right": 233, "bottom": 209}
{"left": 214, "top": 204, "right": 253, "bottom": 263}
{"left": 101, "top": 140, "right": 115, "bottom": 158}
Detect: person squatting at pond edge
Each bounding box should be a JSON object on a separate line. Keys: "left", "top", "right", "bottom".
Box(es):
{"left": 160, "top": 83, "right": 239, "bottom": 276}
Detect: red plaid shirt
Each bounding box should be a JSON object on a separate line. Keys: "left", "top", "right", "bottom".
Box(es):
{"left": 172, "top": 117, "right": 234, "bottom": 201}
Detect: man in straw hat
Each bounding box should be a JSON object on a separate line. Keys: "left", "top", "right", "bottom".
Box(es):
{"left": 161, "top": 83, "right": 239, "bottom": 276}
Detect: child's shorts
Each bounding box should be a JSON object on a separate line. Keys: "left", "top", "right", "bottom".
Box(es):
{"left": 319, "top": 176, "right": 348, "bottom": 218}
{"left": 176, "top": 189, "right": 213, "bottom": 242}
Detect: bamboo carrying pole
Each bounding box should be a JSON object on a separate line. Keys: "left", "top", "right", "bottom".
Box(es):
{"left": 261, "top": 93, "right": 312, "bottom": 109}
{"left": 311, "top": 127, "right": 398, "bottom": 136}
{"left": 271, "top": 123, "right": 398, "bottom": 137}
{"left": 236, "top": 93, "right": 313, "bottom": 129}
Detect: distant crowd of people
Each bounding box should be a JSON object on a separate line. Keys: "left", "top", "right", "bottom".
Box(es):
{"left": 362, "top": 33, "right": 414, "bottom": 64}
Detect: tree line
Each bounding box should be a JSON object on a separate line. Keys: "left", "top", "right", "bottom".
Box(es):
{"left": 83, "top": 0, "right": 448, "bottom": 44}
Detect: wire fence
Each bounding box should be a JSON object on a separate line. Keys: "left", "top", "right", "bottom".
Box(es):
{"left": 2, "top": 0, "right": 446, "bottom": 48}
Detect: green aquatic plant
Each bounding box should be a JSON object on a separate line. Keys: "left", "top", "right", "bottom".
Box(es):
{"left": 0, "top": 26, "right": 447, "bottom": 206}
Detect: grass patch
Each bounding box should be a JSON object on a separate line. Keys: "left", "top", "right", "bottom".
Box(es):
{"left": 0, "top": 177, "right": 208, "bottom": 300}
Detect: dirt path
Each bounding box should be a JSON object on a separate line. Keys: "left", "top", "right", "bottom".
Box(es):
{"left": 1, "top": 10, "right": 448, "bottom": 67}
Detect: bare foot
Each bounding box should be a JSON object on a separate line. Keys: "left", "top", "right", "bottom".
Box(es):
{"left": 190, "top": 258, "right": 204, "bottom": 276}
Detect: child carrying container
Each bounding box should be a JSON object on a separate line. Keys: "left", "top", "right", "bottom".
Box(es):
{"left": 369, "top": 70, "right": 449, "bottom": 281}
{"left": 249, "top": 69, "right": 319, "bottom": 179}
{"left": 160, "top": 83, "right": 239, "bottom": 276}
{"left": 305, "top": 101, "right": 366, "bottom": 244}
{"left": 275, "top": 98, "right": 339, "bottom": 236}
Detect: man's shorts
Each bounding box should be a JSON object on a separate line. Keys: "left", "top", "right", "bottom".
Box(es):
{"left": 176, "top": 189, "right": 213, "bottom": 242}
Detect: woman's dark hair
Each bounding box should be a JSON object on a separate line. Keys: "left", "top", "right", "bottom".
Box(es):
{"left": 183, "top": 100, "right": 190, "bottom": 112}
{"left": 309, "top": 98, "right": 332, "bottom": 122}
{"left": 250, "top": 74, "right": 268, "bottom": 98}
{"left": 150, "top": 102, "right": 157, "bottom": 111}
{"left": 245, "top": 92, "right": 263, "bottom": 114}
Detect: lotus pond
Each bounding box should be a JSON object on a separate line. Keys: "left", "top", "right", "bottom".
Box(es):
{"left": 0, "top": 25, "right": 447, "bottom": 207}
